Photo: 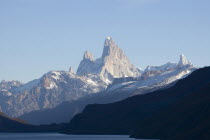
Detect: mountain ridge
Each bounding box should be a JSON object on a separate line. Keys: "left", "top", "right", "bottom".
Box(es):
{"left": 19, "top": 56, "right": 196, "bottom": 125}
{"left": 0, "top": 37, "right": 196, "bottom": 125}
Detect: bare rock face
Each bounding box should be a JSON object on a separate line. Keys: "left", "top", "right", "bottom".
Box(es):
{"left": 83, "top": 51, "right": 94, "bottom": 61}
{"left": 69, "top": 66, "right": 74, "bottom": 74}
{"left": 77, "top": 37, "right": 140, "bottom": 83}
{"left": 77, "top": 51, "right": 96, "bottom": 76}
{"left": 101, "top": 37, "right": 140, "bottom": 79}
{"left": 178, "top": 54, "right": 192, "bottom": 67}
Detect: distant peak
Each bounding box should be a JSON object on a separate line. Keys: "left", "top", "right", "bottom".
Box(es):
{"left": 104, "top": 36, "right": 115, "bottom": 47}
{"left": 180, "top": 54, "right": 187, "bottom": 60}
{"left": 77, "top": 37, "right": 140, "bottom": 79}
{"left": 102, "top": 37, "right": 118, "bottom": 58}
{"left": 69, "top": 66, "right": 74, "bottom": 74}
{"left": 83, "top": 51, "right": 94, "bottom": 61}
{"left": 178, "top": 54, "right": 192, "bottom": 67}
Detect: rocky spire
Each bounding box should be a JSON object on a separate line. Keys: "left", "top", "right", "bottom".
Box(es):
{"left": 102, "top": 36, "right": 117, "bottom": 58}
{"left": 104, "top": 36, "right": 115, "bottom": 47}
{"left": 178, "top": 54, "right": 192, "bottom": 67}
{"left": 83, "top": 51, "right": 94, "bottom": 61}
{"left": 69, "top": 66, "right": 74, "bottom": 74}
{"left": 77, "top": 51, "right": 95, "bottom": 76}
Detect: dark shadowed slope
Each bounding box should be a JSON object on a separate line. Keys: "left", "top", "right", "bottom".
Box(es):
{"left": 66, "top": 66, "right": 210, "bottom": 140}
{"left": 0, "top": 112, "right": 35, "bottom": 132}
{"left": 0, "top": 112, "right": 65, "bottom": 132}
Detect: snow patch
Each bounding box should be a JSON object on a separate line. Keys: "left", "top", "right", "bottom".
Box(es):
{"left": 87, "top": 79, "right": 98, "bottom": 86}
{"left": 46, "top": 82, "right": 57, "bottom": 89}
{"left": 51, "top": 71, "right": 61, "bottom": 80}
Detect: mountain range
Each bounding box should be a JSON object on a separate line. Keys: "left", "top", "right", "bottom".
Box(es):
{"left": 0, "top": 36, "right": 209, "bottom": 140}
{"left": 0, "top": 37, "right": 196, "bottom": 125}
{"left": 0, "top": 66, "right": 209, "bottom": 140}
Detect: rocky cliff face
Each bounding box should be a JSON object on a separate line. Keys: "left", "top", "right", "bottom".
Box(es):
{"left": 77, "top": 37, "right": 140, "bottom": 83}
{"left": 177, "top": 54, "right": 192, "bottom": 67}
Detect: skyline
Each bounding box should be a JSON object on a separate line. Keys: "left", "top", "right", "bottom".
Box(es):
{"left": 0, "top": 0, "right": 210, "bottom": 82}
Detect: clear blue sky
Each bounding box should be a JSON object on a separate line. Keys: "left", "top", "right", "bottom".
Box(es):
{"left": 0, "top": 0, "right": 210, "bottom": 83}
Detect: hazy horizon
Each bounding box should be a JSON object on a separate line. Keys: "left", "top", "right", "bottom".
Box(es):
{"left": 0, "top": 0, "right": 210, "bottom": 82}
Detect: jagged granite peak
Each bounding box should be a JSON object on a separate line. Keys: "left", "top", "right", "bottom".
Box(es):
{"left": 77, "top": 37, "right": 140, "bottom": 82}
{"left": 102, "top": 36, "right": 116, "bottom": 57}
{"left": 77, "top": 51, "right": 96, "bottom": 76}
{"left": 101, "top": 37, "right": 139, "bottom": 79}
{"left": 178, "top": 54, "right": 192, "bottom": 67}
{"left": 104, "top": 36, "right": 114, "bottom": 46}
{"left": 83, "top": 51, "right": 94, "bottom": 61}
{"left": 69, "top": 66, "right": 74, "bottom": 74}
{"left": 104, "top": 36, "right": 115, "bottom": 46}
